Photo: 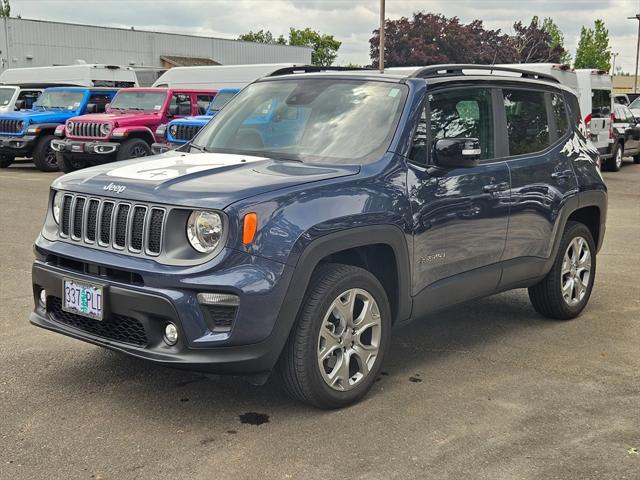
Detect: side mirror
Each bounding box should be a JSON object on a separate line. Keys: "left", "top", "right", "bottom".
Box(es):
{"left": 86, "top": 103, "right": 97, "bottom": 113}
{"left": 168, "top": 104, "right": 179, "bottom": 116}
{"left": 433, "top": 138, "right": 481, "bottom": 168}
{"left": 14, "top": 100, "right": 25, "bottom": 110}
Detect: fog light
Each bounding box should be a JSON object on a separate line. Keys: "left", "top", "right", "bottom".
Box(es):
{"left": 39, "top": 289, "right": 47, "bottom": 308}
{"left": 164, "top": 323, "right": 178, "bottom": 346}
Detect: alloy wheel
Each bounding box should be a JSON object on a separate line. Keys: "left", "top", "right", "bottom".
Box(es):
{"left": 317, "top": 288, "right": 381, "bottom": 391}
{"left": 616, "top": 147, "right": 623, "bottom": 169}
{"left": 131, "top": 145, "right": 148, "bottom": 158}
{"left": 45, "top": 146, "right": 56, "bottom": 167}
{"left": 561, "top": 236, "right": 592, "bottom": 306}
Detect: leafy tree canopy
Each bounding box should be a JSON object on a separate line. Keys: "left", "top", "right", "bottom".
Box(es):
{"left": 574, "top": 19, "right": 611, "bottom": 71}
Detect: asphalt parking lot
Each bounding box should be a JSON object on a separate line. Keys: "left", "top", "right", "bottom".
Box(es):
{"left": 1, "top": 159, "right": 638, "bottom": 480}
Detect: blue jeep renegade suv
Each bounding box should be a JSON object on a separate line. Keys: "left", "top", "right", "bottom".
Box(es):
{"left": 31, "top": 65, "right": 607, "bottom": 408}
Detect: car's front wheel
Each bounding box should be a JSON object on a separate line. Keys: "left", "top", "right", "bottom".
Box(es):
{"left": 0, "top": 154, "right": 14, "bottom": 168}
{"left": 32, "top": 135, "right": 59, "bottom": 172}
{"left": 279, "top": 264, "right": 391, "bottom": 408}
{"left": 606, "top": 143, "right": 623, "bottom": 171}
{"left": 56, "top": 152, "right": 86, "bottom": 173}
{"left": 116, "top": 138, "right": 150, "bottom": 161}
{"left": 528, "top": 221, "right": 596, "bottom": 320}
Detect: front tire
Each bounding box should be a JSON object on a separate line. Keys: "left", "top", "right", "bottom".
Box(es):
{"left": 279, "top": 264, "right": 391, "bottom": 409}
{"left": 116, "top": 138, "right": 150, "bottom": 161}
{"left": 633, "top": 154, "right": 640, "bottom": 164}
{"left": 0, "top": 154, "right": 14, "bottom": 168}
{"left": 606, "top": 143, "right": 623, "bottom": 171}
{"left": 528, "top": 221, "right": 596, "bottom": 320}
{"left": 32, "top": 134, "right": 58, "bottom": 172}
{"left": 56, "top": 152, "right": 86, "bottom": 173}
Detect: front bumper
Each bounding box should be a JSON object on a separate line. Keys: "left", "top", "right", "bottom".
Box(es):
{"left": 30, "top": 239, "right": 295, "bottom": 376}
{"left": 51, "top": 138, "right": 120, "bottom": 156}
{"left": 0, "top": 134, "right": 37, "bottom": 155}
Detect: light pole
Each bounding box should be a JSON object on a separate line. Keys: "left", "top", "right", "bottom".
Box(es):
{"left": 611, "top": 52, "right": 619, "bottom": 75}
{"left": 628, "top": 14, "right": 640, "bottom": 93}
{"left": 379, "top": 0, "right": 385, "bottom": 72}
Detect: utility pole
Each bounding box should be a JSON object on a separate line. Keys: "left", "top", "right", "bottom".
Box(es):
{"left": 628, "top": 14, "right": 640, "bottom": 93}
{"left": 379, "top": 0, "right": 385, "bottom": 72}
{"left": 611, "top": 52, "right": 619, "bottom": 76}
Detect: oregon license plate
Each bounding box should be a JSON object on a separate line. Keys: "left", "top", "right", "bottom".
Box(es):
{"left": 62, "top": 278, "right": 104, "bottom": 321}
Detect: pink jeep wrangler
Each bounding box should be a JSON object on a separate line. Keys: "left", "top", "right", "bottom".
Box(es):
{"left": 51, "top": 87, "right": 216, "bottom": 172}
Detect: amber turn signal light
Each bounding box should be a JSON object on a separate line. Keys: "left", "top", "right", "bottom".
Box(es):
{"left": 243, "top": 213, "right": 258, "bottom": 244}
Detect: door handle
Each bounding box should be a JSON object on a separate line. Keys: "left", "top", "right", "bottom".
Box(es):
{"left": 551, "top": 170, "right": 573, "bottom": 180}
{"left": 483, "top": 182, "right": 509, "bottom": 193}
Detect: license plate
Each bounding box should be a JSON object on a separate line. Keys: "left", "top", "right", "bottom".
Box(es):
{"left": 62, "top": 278, "right": 104, "bottom": 321}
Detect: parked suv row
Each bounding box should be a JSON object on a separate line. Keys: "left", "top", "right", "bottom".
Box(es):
{"left": 31, "top": 65, "right": 606, "bottom": 408}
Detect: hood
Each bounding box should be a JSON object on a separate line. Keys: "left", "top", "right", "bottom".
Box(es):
{"left": 0, "top": 109, "right": 74, "bottom": 124}
{"left": 172, "top": 115, "right": 212, "bottom": 125}
{"left": 74, "top": 111, "right": 162, "bottom": 127}
{"left": 52, "top": 151, "right": 360, "bottom": 210}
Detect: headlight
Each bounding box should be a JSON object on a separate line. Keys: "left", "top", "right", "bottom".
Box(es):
{"left": 169, "top": 124, "right": 177, "bottom": 137}
{"left": 186, "top": 210, "right": 223, "bottom": 253}
{"left": 52, "top": 191, "right": 63, "bottom": 224}
{"left": 66, "top": 121, "right": 74, "bottom": 134}
{"left": 17, "top": 120, "right": 25, "bottom": 131}
{"left": 156, "top": 124, "right": 167, "bottom": 137}
{"left": 100, "top": 123, "right": 112, "bottom": 136}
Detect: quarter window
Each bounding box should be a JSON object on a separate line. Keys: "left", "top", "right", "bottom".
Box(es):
{"left": 503, "top": 89, "right": 550, "bottom": 156}
{"left": 412, "top": 88, "right": 495, "bottom": 164}
{"left": 551, "top": 93, "right": 569, "bottom": 138}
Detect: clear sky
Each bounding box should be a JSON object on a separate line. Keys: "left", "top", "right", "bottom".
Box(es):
{"left": 12, "top": 0, "right": 640, "bottom": 71}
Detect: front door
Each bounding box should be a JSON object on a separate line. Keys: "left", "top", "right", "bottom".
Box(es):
{"left": 408, "top": 86, "right": 510, "bottom": 296}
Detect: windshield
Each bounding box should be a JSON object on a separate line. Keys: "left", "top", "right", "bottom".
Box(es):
{"left": 207, "top": 91, "right": 238, "bottom": 113}
{"left": 35, "top": 90, "right": 85, "bottom": 110}
{"left": 110, "top": 91, "right": 167, "bottom": 112}
{"left": 630, "top": 97, "right": 640, "bottom": 109}
{"left": 0, "top": 88, "right": 16, "bottom": 107}
{"left": 191, "top": 79, "right": 407, "bottom": 164}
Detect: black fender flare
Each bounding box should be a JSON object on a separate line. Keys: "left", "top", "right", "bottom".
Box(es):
{"left": 262, "top": 225, "right": 413, "bottom": 371}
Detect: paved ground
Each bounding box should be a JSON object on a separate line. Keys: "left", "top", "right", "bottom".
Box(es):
{"left": 1, "top": 159, "right": 638, "bottom": 480}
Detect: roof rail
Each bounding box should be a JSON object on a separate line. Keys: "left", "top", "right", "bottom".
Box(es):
{"left": 267, "top": 65, "right": 374, "bottom": 76}
{"left": 410, "top": 64, "right": 560, "bottom": 83}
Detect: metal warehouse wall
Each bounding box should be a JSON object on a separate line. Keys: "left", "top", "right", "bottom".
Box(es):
{"left": 0, "top": 17, "right": 312, "bottom": 70}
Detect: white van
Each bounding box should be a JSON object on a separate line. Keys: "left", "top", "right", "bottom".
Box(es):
{"left": 0, "top": 85, "right": 43, "bottom": 112}
{"left": 497, "top": 63, "right": 579, "bottom": 92}
{"left": 575, "top": 69, "right": 613, "bottom": 158}
{"left": 0, "top": 64, "right": 138, "bottom": 88}
{"left": 152, "top": 63, "right": 307, "bottom": 89}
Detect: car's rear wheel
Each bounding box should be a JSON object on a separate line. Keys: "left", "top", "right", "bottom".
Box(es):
{"left": 528, "top": 221, "right": 596, "bottom": 320}
{"left": 606, "top": 143, "right": 623, "bottom": 171}
{"left": 279, "top": 263, "right": 391, "bottom": 409}
{"left": 116, "top": 138, "right": 150, "bottom": 161}
{"left": 0, "top": 154, "right": 14, "bottom": 168}
{"left": 56, "top": 152, "right": 87, "bottom": 173}
{"left": 32, "top": 135, "right": 58, "bottom": 172}
{"left": 633, "top": 154, "right": 640, "bottom": 164}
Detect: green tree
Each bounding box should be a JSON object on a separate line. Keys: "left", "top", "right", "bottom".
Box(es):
{"left": 542, "top": 17, "right": 572, "bottom": 64}
{"left": 574, "top": 19, "right": 611, "bottom": 71}
{"left": 0, "top": 0, "right": 10, "bottom": 17}
{"left": 238, "top": 30, "right": 286, "bottom": 45}
{"left": 288, "top": 27, "right": 341, "bottom": 66}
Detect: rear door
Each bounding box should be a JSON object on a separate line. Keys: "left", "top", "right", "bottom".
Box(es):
{"left": 501, "top": 87, "right": 579, "bottom": 265}
{"left": 589, "top": 89, "right": 612, "bottom": 151}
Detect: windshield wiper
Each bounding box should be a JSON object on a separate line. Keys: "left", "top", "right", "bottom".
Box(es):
{"left": 189, "top": 143, "right": 207, "bottom": 152}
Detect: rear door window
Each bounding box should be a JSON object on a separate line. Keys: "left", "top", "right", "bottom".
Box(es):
{"left": 592, "top": 90, "right": 611, "bottom": 118}
{"left": 170, "top": 94, "right": 192, "bottom": 115}
{"left": 503, "top": 89, "right": 550, "bottom": 156}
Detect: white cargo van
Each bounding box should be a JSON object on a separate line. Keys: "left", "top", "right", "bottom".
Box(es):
{"left": 0, "top": 64, "right": 138, "bottom": 88}
{"left": 575, "top": 69, "right": 613, "bottom": 159}
{"left": 152, "top": 63, "right": 307, "bottom": 89}
{"left": 498, "top": 63, "right": 579, "bottom": 92}
{"left": 0, "top": 85, "right": 43, "bottom": 112}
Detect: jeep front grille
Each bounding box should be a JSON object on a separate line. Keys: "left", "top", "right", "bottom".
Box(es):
{"left": 59, "top": 193, "right": 166, "bottom": 256}
{"left": 0, "top": 119, "right": 23, "bottom": 134}
{"left": 171, "top": 124, "right": 203, "bottom": 142}
{"left": 71, "top": 122, "right": 105, "bottom": 138}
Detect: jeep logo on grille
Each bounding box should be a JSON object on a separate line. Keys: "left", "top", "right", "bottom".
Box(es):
{"left": 103, "top": 182, "right": 127, "bottom": 194}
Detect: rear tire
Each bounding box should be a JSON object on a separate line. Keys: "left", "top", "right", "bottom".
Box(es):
{"left": 116, "top": 138, "right": 150, "bottom": 161}
{"left": 279, "top": 264, "right": 391, "bottom": 409}
{"left": 606, "top": 143, "right": 623, "bottom": 171}
{"left": 56, "top": 152, "right": 86, "bottom": 173}
{"left": 528, "top": 221, "right": 596, "bottom": 320}
{"left": 633, "top": 154, "right": 640, "bottom": 164}
{"left": 0, "top": 154, "right": 14, "bottom": 168}
{"left": 32, "top": 134, "right": 58, "bottom": 172}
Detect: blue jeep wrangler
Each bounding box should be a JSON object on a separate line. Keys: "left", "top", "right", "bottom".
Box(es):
{"left": 31, "top": 66, "right": 607, "bottom": 408}
{"left": 0, "top": 87, "right": 117, "bottom": 171}
{"left": 154, "top": 88, "right": 240, "bottom": 151}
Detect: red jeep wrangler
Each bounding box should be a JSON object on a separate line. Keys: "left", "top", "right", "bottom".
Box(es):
{"left": 51, "top": 87, "right": 216, "bottom": 172}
